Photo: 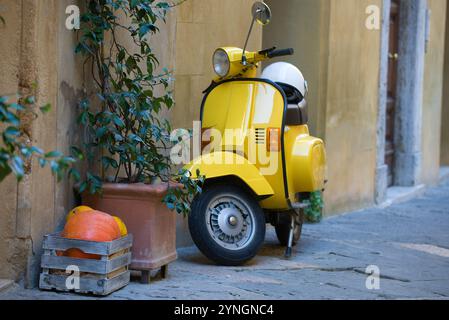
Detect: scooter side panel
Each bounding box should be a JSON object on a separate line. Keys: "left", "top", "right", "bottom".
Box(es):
{"left": 184, "top": 151, "right": 274, "bottom": 197}
{"left": 200, "top": 80, "right": 290, "bottom": 210}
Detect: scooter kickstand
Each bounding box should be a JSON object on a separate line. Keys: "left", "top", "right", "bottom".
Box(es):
{"left": 284, "top": 212, "right": 296, "bottom": 258}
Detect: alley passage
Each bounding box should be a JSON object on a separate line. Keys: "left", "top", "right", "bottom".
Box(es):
{"left": 2, "top": 180, "right": 449, "bottom": 300}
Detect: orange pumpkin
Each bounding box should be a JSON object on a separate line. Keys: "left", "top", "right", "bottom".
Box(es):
{"left": 113, "top": 216, "right": 128, "bottom": 237}
{"left": 66, "top": 205, "right": 93, "bottom": 222}
{"left": 61, "top": 210, "right": 121, "bottom": 259}
{"left": 63, "top": 248, "right": 100, "bottom": 260}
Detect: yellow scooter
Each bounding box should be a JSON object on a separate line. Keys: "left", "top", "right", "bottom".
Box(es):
{"left": 185, "top": 2, "right": 326, "bottom": 265}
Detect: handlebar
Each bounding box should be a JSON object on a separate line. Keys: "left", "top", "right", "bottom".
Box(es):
{"left": 266, "top": 48, "right": 294, "bottom": 58}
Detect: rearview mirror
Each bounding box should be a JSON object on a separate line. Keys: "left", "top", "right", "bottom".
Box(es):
{"left": 252, "top": 2, "right": 271, "bottom": 26}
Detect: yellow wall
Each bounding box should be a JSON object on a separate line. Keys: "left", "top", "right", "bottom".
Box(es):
{"left": 323, "top": 0, "right": 381, "bottom": 214}
{"left": 263, "top": 0, "right": 327, "bottom": 138}
{"left": 0, "top": 0, "right": 24, "bottom": 281}
{"left": 263, "top": 0, "right": 381, "bottom": 215}
{"left": 442, "top": 2, "right": 449, "bottom": 166}
{"left": 172, "top": 0, "right": 262, "bottom": 130}
{"left": 421, "top": 0, "right": 447, "bottom": 184}
{"left": 0, "top": 0, "right": 87, "bottom": 284}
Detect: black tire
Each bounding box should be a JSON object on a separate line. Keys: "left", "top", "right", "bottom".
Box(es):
{"left": 274, "top": 210, "right": 304, "bottom": 246}
{"left": 189, "top": 184, "right": 266, "bottom": 266}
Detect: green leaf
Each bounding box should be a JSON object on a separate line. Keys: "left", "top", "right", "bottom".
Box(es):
{"left": 139, "top": 23, "right": 156, "bottom": 39}
{"left": 113, "top": 116, "right": 125, "bottom": 128}
{"left": 30, "top": 146, "right": 44, "bottom": 155}
{"left": 45, "top": 150, "right": 63, "bottom": 158}
{"left": 24, "top": 96, "right": 35, "bottom": 104}
{"left": 77, "top": 111, "right": 88, "bottom": 125}
{"left": 78, "top": 181, "right": 88, "bottom": 194}
{"left": 9, "top": 156, "right": 24, "bottom": 180}
{"left": 68, "top": 168, "right": 81, "bottom": 182}
{"left": 95, "top": 127, "right": 108, "bottom": 138}
{"left": 70, "top": 146, "right": 84, "bottom": 160}
{"left": 39, "top": 158, "right": 47, "bottom": 168}
{"left": 0, "top": 165, "right": 12, "bottom": 182}
{"left": 117, "top": 49, "right": 126, "bottom": 62}
{"left": 101, "top": 156, "right": 118, "bottom": 169}
{"left": 40, "top": 103, "right": 51, "bottom": 113}
{"left": 4, "top": 126, "right": 20, "bottom": 137}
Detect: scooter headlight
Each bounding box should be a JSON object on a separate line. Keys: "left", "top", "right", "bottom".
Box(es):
{"left": 213, "top": 49, "right": 230, "bottom": 78}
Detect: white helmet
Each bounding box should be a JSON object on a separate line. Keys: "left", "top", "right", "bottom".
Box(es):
{"left": 261, "top": 62, "right": 308, "bottom": 98}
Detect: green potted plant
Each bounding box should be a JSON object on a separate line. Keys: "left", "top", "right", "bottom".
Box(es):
{"left": 71, "top": 0, "right": 202, "bottom": 282}
{"left": 0, "top": 93, "right": 75, "bottom": 183}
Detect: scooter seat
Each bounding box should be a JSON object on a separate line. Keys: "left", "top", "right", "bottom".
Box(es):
{"left": 277, "top": 82, "right": 303, "bottom": 104}
{"left": 286, "top": 100, "right": 308, "bottom": 126}
{"left": 276, "top": 82, "right": 308, "bottom": 125}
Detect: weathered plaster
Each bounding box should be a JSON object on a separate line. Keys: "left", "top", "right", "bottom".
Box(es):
{"left": 321, "top": 0, "right": 382, "bottom": 215}
{"left": 421, "top": 0, "right": 447, "bottom": 185}
{"left": 263, "top": 0, "right": 382, "bottom": 216}
{"left": 443, "top": 4, "right": 449, "bottom": 166}
{"left": 263, "top": 0, "right": 327, "bottom": 138}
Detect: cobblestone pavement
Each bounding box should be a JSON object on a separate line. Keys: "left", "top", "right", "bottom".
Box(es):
{"left": 2, "top": 181, "right": 449, "bottom": 300}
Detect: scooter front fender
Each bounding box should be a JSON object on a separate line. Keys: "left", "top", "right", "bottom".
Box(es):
{"left": 184, "top": 151, "right": 274, "bottom": 197}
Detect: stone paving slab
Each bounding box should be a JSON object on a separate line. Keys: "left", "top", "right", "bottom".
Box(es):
{"left": 1, "top": 181, "right": 448, "bottom": 300}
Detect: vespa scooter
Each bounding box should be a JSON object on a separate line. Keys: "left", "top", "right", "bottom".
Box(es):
{"left": 185, "top": 2, "right": 327, "bottom": 266}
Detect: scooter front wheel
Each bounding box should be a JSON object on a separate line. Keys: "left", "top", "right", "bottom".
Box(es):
{"left": 189, "top": 185, "right": 266, "bottom": 266}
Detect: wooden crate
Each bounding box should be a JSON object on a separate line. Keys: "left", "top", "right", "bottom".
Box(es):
{"left": 39, "top": 233, "right": 133, "bottom": 296}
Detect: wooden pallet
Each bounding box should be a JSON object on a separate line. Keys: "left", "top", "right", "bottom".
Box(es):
{"left": 39, "top": 233, "right": 133, "bottom": 296}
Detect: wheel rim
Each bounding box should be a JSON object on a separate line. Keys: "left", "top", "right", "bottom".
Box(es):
{"left": 205, "top": 194, "right": 255, "bottom": 250}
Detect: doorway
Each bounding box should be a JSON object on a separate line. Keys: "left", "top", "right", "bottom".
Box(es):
{"left": 385, "top": 0, "right": 400, "bottom": 187}
{"left": 376, "top": 0, "right": 426, "bottom": 203}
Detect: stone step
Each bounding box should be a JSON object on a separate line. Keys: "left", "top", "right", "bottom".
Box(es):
{"left": 0, "top": 279, "right": 14, "bottom": 292}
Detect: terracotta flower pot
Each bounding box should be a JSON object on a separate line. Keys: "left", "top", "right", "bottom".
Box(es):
{"left": 81, "top": 183, "right": 177, "bottom": 282}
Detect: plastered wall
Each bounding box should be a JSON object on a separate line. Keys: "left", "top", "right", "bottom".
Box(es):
{"left": 263, "top": 0, "right": 328, "bottom": 138}
{"left": 323, "top": 0, "right": 382, "bottom": 214}
{"left": 441, "top": 2, "right": 449, "bottom": 166}
{"left": 0, "top": 0, "right": 86, "bottom": 285}
{"left": 421, "top": 0, "right": 447, "bottom": 185}
{"left": 263, "top": 0, "right": 381, "bottom": 215}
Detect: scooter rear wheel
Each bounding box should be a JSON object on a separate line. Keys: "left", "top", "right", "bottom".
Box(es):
{"left": 189, "top": 185, "right": 266, "bottom": 266}
{"left": 274, "top": 210, "right": 304, "bottom": 247}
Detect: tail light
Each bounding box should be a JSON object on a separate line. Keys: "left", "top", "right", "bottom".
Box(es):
{"left": 267, "top": 128, "right": 280, "bottom": 152}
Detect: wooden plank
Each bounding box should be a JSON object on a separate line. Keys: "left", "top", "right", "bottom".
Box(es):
{"left": 107, "top": 252, "right": 131, "bottom": 273}
{"left": 42, "top": 233, "right": 133, "bottom": 256}
{"left": 39, "top": 270, "right": 130, "bottom": 296}
{"left": 42, "top": 234, "right": 110, "bottom": 255}
{"left": 108, "top": 235, "right": 133, "bottom": 255}
{"left": 41, "top": 252, "right": 131, "bottom": 274}
{"left": 41, "top": 255, "right": 108, "bottom": 274}
{"left": 39, "top": 233, "right": 132, "bottom": 296}
{"left": 103, "top": 271, "right": 130, "bottom": 295}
